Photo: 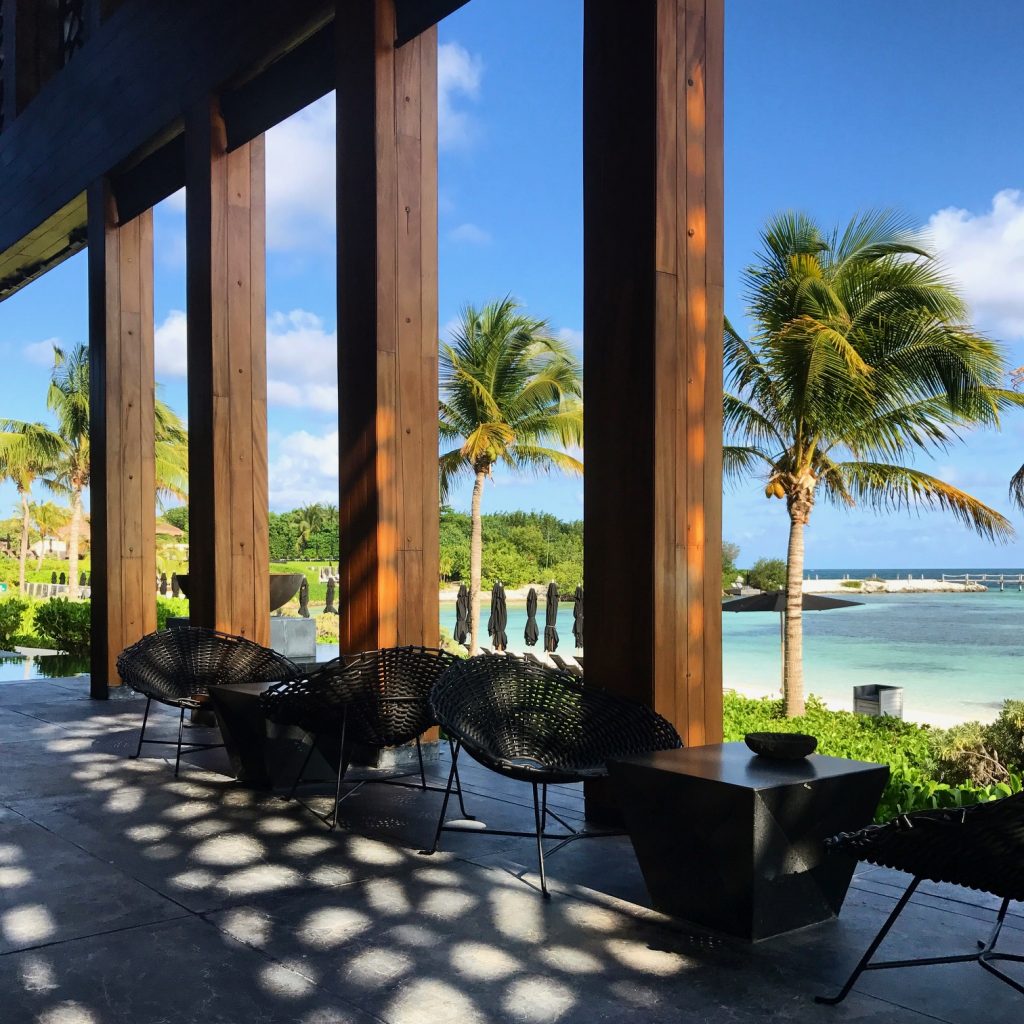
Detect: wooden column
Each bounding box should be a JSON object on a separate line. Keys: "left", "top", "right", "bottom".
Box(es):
{"left": 336, "top": 0, "right": 439, "bottom": 654}
{"left": 185, "top": 98, "right": 270, "bottom": 644}
{"left": 583, "top": 0, "right": 724, "bottom": 753}
{"left": 87, "top": 181, "right": 156, "bottom": 696}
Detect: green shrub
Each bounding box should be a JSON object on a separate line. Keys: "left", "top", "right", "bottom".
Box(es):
{"left": 723, "top": 691, "right": 1023, "bottom": 821}
{"left": 985, "top": 700, "right": 1024, "bottom": 772}
{"left": 156, "top": 597, "right": 189, "bottom": 630}
{"left": 0, "top": 598, "right": 28, "bottom": 649}
{"left": 32, "top": 598, "right": 91, "bottom": 655}
{"left": 840, "top": 579, "right": 862, "bottom": 589}
{"left": 928, "top": 720, "right": 1008, "bottom": 787}
{"left": 745, "top": 557, "right": 787, "bottom": 591}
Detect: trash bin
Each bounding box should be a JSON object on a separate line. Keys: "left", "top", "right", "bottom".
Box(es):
{"left": 853, "top": 684, "right": 903, "bottom": 719}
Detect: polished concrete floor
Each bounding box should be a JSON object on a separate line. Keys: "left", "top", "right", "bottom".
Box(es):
{"left": 0, "top": 676, "right": 1020, "bottom": 1023}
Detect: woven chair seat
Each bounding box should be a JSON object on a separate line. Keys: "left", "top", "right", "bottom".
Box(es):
{"left": 260, "top": 646, "right": 458, "bottom": 747}
{"left": 430, "top": 654, "right": 682, "bottom": 784}
{"left": 827, "top": 792, "right": 1024, "bottom": 903}
{"left": 116, "top": 626, "right": 300, "bottom": 708}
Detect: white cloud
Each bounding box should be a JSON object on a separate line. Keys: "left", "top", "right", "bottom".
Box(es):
{"left": 23, "top": 338, "right": 60, "bottom": 366}
{"left": 156, "top": 42, "right": 482, "bottom": 252}
{"left": 152, "top": 307, "right": 337, "bottom": 411}
{"left": 266, "top": 310, "right": 338, "bottom": 412}
{"left": 438, "top": 42, "right": 483, "bottom": 150}
{"left": 448, "top": 222, "right": 491, "bottom": 245}
{"left": 557, "top": 327, "right": 583, "bottom": 353}
{"left": 269, "top": 429, "right": 338, "bottom": 509}
{"left": 265, "top": 94, "right": 337, "bottom": 251}
{"left": 927, "top": 189, "right": 1024, "bottom": 339}
{"left": 155, "top": 310, "right": 188, "bottom": 377}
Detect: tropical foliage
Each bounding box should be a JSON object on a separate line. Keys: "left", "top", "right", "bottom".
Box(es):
{"left": 439, "top": 298, "right": 583, "bottom": 652}
{"left": 724, "top": 210, "right": 1022, "bottom": 716}
{"left": 744, "top": 557, "right": 787, "bottom": 592}
{"left": 723, "top": 692, "right": 1024, "bottom": 822}
{"left": 1, "top": 343, "right": 188, "bottom": 595}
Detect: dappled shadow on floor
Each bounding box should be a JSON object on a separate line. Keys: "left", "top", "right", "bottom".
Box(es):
{"left": 0, "top": 680, "right": 1020, "bottom": 1023}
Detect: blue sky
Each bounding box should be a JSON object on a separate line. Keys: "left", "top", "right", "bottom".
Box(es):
{"left": 1, "top": 1, "right": 1023, "bottom": 569}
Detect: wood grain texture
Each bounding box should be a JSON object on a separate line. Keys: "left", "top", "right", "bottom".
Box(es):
{"left": 336, "top": 0, "right": 439, "bottom": 656}
{"left": 87, "top": 180, "right": 156, "bottom": 695}
{"left": 583, "top": 0, "right": 723, "bottom": 756}
{"left": 186, "top": 99, "right": 269, "bottom": 644}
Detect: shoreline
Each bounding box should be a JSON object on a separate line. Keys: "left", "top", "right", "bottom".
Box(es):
{"left": 802, "top": 577, "right": 987, "bottom": 594}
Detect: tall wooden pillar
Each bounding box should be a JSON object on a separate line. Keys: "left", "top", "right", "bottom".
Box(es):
{"left": 185, "top": 98, "right": 270, "bottom": 644}
{"left": 87, "top": 182, "right": 156, "bottom": 697}
{"left": 336, "top": 0, "right": 439, "bottom": 654}
{"left": 583, "top": 0, "right": 724, "bottom": 754}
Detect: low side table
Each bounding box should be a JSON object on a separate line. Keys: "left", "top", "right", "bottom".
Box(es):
{"left": 608, "top": 743, "right": 888, "bottom": 941}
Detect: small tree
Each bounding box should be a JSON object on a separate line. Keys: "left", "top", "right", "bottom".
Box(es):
{"left": 746, "top": 557, "right": 787, "bottom": 592}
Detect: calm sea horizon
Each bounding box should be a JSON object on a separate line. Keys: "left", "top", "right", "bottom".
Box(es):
{"left": 443, "top": 568, "right": 1024, "bottom": 727}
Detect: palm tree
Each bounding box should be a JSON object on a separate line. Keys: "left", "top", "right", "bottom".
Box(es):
{"left": 439, "top": 297, "right": 583, "bottom": 652}
{"left": 725, "top": 211, "right": 1021, "bottom": 717}
{"left": 30, "top": 501, "right": 71, "bottom": 570}
{"left": 0, "top": 425, "right": 61, "bottom": 591}
{"left": 2, "top": 343, "right": 189, "bottom": 596}
{"left": 294, "top": 503, "right": 327, "bottom": 558}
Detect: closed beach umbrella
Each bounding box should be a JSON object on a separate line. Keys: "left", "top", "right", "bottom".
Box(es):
{"left": 488, "top": 581, "right": 508, "bottom": 651}
{"left": 572, "top": 586, "right": 584, "bottom": 649}
{"left": 544, "top": 581, "right": 560, "bottom": 652}
{"left": 723, "top": 590, "right": 861, "bottom": 691}
{"left": 524, "top": 587, "right": 540, "bottom": 647}
{"left": 454, "top": 584, "right": 470, "bottom": 645}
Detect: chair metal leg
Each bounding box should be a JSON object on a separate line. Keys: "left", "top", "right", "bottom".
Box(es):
{"left": 422, "top": 741, "right": 460, "bottom": 855}
{"left": 816, "top": 877, "right": 920, "bottom": 1005}
{"left": 284, "top": 740, "right": 316, "bottom": 802}
{"left": 132, "top": 697, "right": 152, "bottom": 759}
{"left": 416, "top": 735, "right": 427, "bottom": 790}
{"left": 449, "top": 738, "right": 474, "bottom": 820}
{"left": 328, "top": 710, "right": 349, "bottom": 831}
{"left": 532, "top": 782, "right": 550, "bottom": 899}
{"left": 173, "top": 707, "right": 185, "bottom": 778}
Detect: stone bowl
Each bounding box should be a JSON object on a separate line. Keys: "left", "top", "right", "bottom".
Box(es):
{"left": 174, "top": 572, "right": 306, "bottom": 613}
{"left": 744, "top": 732, "right": 818, "bottom": 760}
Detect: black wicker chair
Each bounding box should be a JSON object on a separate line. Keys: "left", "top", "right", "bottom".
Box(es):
{"left": 817, "top": 793, "right": 1024, "bottom": 1004}
{"left": 425, "top": 654, "right": 682, "bottom": 897}
{"left": 116, "top": 626, "right": 300, "bottom": 777}
{"left": 259, "top": 645, "right": 472, "bottom": 829}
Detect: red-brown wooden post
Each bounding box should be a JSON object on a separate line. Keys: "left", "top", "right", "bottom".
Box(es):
{"left": 583, "top": 0, "right": 724, "bottom": 779}
{"left": 185, "top": 98, "right": 270, "bottom": 644}
{"left": 335, "top": 0, "right": 440, "bottom": 654}
{"left": 87, "top": 181, "right": 157, "bottom": 695}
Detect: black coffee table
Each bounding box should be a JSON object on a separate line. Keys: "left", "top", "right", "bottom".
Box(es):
{"left": 608, "top": 742, "right": 888, "bottom": 941}
{"left": 207, "top": 682, "right": 334, "bottom": 789}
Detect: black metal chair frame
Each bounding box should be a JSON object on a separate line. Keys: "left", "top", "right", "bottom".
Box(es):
{"left": 423, "top": 738, "right": 624, "bottom": 898}
{"left": 422, "top": 655, "right": 682, "bottom": 898}
{"left": 261, "top": 647, "right": 473, "bottom": 830}
{"left": 817, "top": 799, "right": 1024, "bottom": 1004}
{"left": 117, "top": 626, "right": 300, "bottom": 778}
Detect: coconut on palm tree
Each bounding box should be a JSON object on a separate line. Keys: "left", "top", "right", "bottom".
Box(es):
{"left": 2, "top": 343, "right": 189, "bottom": 595}
{"left": 0, "top": 424, "right": 61, "bottom": 591}
{"left": 725, "top": 211, "right": 1022, "bottom": 717}
{"left": 439, "top": 297, "right": 583, "bottom": 653}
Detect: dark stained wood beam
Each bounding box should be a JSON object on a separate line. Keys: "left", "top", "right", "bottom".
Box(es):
{"left": 185, "top": 99, "right": 270, "bottom": 644}
{"left": 0, "top": 0, "right": 332, "bottom": 299}
{"left": 336, "top": 0, "right": 440, "bottom": 654}
{"left": 583, "top": 0, "right": 724, "bottom": 766}
{"left": 394, "top": 0, "right": 471, "bottom": 46}
{"left": 87, "top": 180, "right": 156, "bottom": 697}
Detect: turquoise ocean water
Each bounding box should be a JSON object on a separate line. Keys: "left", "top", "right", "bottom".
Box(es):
{"left": 447, "top": 573, "right": 1024, "bottom": 725}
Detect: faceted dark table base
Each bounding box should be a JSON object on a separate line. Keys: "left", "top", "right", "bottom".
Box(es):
{"left": 208, "top": 682, "right": 334, "bottom": 789}
{"left": 608, "top": 743, "right": 889, "bottom": 941}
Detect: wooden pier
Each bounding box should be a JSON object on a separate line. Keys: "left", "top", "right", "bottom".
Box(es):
{"left": 942, "top": 573, "right": 1024, "bottom": 591}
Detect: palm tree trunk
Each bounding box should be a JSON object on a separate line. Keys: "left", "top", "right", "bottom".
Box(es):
{"left": 67, "top": 489, "right": 83, "bottom": 600}
{"left": 18, "top": 492, "right": 30, "bottom": 593}
{"left": 469, "top": 469, "right": 486, "bottom": 653}
{"left": 783, "top": 501, "right": 809, "bottom": 717}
